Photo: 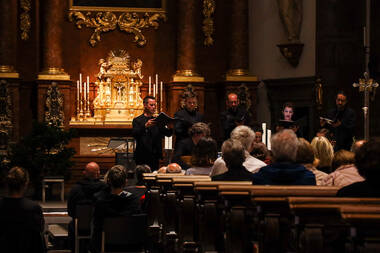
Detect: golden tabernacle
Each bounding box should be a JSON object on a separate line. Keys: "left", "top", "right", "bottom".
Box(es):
{"left": 70, "top": 50, "right": 144, "bottom": 126}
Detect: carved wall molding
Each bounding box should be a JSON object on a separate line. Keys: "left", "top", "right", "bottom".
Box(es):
{"left": 20, "top": 0, "right": 31, "bottom": 40}
{"left": 202, "top": 0, "right": 215, "bottom": 46}
{"left": 68, "top": 11, "right": 166, "bottom": 47}
{"left": 45, "top": 82, "right": 64, "bottom": 127}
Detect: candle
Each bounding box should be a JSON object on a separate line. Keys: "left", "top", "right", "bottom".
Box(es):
{"left": 165, "top": 136, "right": 168, "bottom": 149}
{"left": 267, "top": 130, "right": 272, "bottom": 150}
{"left": 79, "top": 73, "right": 82, "bottom": 89}
{"left": 262, "top": 123, "right": 267, "bottom": 146}
{"left": 87, "top": 76, "right": 90, "bottom": 101}
{"left": 156, "top": 83, "right": 158, "bottom": 97}
{"left": 148, "top": 76, "right": 151, "bottom": 95}
{"left": 153, "top": 83, "right": 156, "bottom": 98}
{"left": 77, "top": 80, "right": 79, "bottom": 103}
{"left": 160, "top": 81, "right": 163, "bottom": 101}
{"left": 155, "top": 74, "right": 158, "bottom": 87}
{"left": 83, "top": 81, "right": 87, "bottom": 103}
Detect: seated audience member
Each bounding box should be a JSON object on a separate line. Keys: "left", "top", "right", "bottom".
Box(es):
{"left": 0, "top": 167, "right": 45, "bottom": 253}
{"left": 210, "top": 125, "right": 266, "bottom": 176}
{"left": 254, "top": 128, "right": 263, "bottom": 143}
{"left": 322, "top": 150, "right": 364, "bottom": 187}
{"left": 252, "top": 129, "right": 316, "bottom": 185}
{"left": 90, "top": 165, "right": 141, "bottom": 253}
{"left": 67, "top": 162, "right": 107, "bottom": 252}
{"left": 311, "top": 136, "right": 334, "bottom": 173}
{"left": 296, "top": 138, "right": 328, "bottom": 185}
{"left": 350, "top": 139, "right": 366, "bottom": 153}
{"left": 186, "top": 137, "right": 218, "bottom": 175}
{"left": 172, "top": 122, "right": 211, "bottom": 170}
{"left": 337, "top": 139, "right": 380, "bottom": 197}
{"left": 126, "top": 164, "right": 151, "bottom": 209}
{"left": 212, "top": 139, "right": 256, "bottom": 181}
{"left": 250, "top": 142, "right": 270, "bottom": 163}
{"left": 157, "top": 163, "right": 184, "bottom": 174}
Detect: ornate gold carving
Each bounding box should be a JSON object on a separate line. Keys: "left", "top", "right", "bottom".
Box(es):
{"left": 0, "top": 80, "right": 13, "bottom": 151}
{"left": 173, "top": 70, "right": 204, "bottom": 82}
{"left": 20, "top": 0, "right": 31, "bottom": 40}
{"left": 225, "top": 69, "right": 258, "bottom": 82}
{"left": 45, "top": 82, "right": 65, "bottom": 127}
{"left": 202, "top": 0, "right": 215, "bottom": 46}
{"left": 0, "top": 66, "right": 19, "bottom": 78}
{"left": 68, "top": 11, "right": 166, "bottom": 47}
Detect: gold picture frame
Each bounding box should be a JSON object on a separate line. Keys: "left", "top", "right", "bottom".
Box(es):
{"left": 69, "top": 0, "right": 166, "bottom": 13}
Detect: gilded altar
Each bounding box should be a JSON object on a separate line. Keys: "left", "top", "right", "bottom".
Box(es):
{"left": 70, "top": 50, "right": 144, "bottom": 126}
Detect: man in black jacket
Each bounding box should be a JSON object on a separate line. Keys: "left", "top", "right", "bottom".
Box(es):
{"left": 174, "top": 91, "right": 204, "bottom": 145}
{"left": 67, "top": 162, "right": 107, "bottom": 252}
{"left": 320, "top": 91, "right": 356, "bottom": 151}
{"left": 132, "top": 96, "right": 173, "bottom": 171}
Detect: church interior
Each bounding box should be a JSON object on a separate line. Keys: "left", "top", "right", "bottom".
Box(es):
{"left": 1, "top": 0, "right": 380, "bottom": 252}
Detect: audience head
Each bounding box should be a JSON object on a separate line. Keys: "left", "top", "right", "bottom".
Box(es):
{"left": 351, "top": 139, "right": 366, "bottom": 153}
{"left": 191, "top": 137, "right": 218, "bottom": 167}
{"left": 282, "top": 102, "right": 294, "bottom": 121}
{"left": 311, "top": 136, "right": 334, "bottom": 170}
{"left": 336, "top": 90, "right": 348, "bottom": 111}
{"left": 189, "top": 122, "right": 211, "bottom": 144}
{"left": 251, "top": 142, "right": 268, "bottom": 162}
{"left": 226, "top": 92, "right": 239, "bottom": 111}
{"left": 271, "top": 129, "right": 299, "bottom": 163}
{"left": 135, "top": 164, "right": 151, "bottom": 186}
{"left": 83, "top": 162, "right": 100, "bottom": 179}
{"left": 106, "top": 165, "right": 127, "bottom": 189}
{"left": 222, "top": 139, "right": 245, "bottom": 169}
{"left": 296, "top": 138, "right": 315, "bottom": 165}
{"left": 230, "top": 125, "right": 256, "bottom": 152}
{"left": 254, "top": 130, "right": 263, "bottom": 143}
{"left": 143, "top": 96, "right": 156, "bottom": 115}
{"left": 6, "top": 166, "right": 29, "bottom": 196}
{"left": 354, "top": 139, "right": 380, "bottom": 182}
{"left": 166, "top": 163, "right": 182, "bottom": 173}
{"left": 181, "top": 90, "right": 198, "bottom": 113}
{"left": 331, "top": 150, "right": 355, "bottom": 171}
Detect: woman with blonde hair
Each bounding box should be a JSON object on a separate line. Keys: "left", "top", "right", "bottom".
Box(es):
{"left": 296, "top": 138, "right": 328, "bottom": 185}
{"left": 311, "top": 136, "right": 334, "bottom": 173}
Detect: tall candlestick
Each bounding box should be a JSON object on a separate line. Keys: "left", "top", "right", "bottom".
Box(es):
{"left": 153, "top": 83, "right": 156, "bottom": 98}
{"left": 87, "top": 80, "right": 90, "bottom": 101}
{"left": 160, "top": 81, "right": 163, "bottom": 100}
{"left": 148, "top": 76, "right": 151, "bottom": 95}
{"left": 156, "top": 83, "right": 158, "bottom": 97}
{"left": 83, "top": 81, "right": 87, "bottom": 103}
{"left": 79, "top": 73, "right": 82, "bottom": 89}
{"left": 155, "top": 74, "right": 158, "bottom": 87}
{"left": 262, "top": 123, "right": 267, "bottom": 146}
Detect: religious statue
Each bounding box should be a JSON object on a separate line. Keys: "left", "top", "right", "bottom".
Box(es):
{"left": 277, "top": 0, "right": 303, "bottom": 43}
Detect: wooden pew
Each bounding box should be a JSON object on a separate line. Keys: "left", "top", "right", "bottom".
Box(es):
{"left": 288, "top": 197, "right": 380, "bottom": 253}
{"left": 171, "top": 177, "right": 212, "bottom": 252}
{"left": 340, "top": 204, "right": 380, "bottom": 253}
{"left": 193, "top": 181, "right": 253, "bottom": 253}
{"left": 218, "top": 185, "right": 339, "bottom": 253}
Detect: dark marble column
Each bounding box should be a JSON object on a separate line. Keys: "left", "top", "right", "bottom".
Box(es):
{"left": 227, "top": 0, "right": 249, "bottom": 76}
{"left": 39, "top": 0, "right": 69, "bottom": 79}
{"left": 0, "top": 0, "right": 18, "bottom": 76}
{"left": 173, "top": 0, "right": 203, "bottom": 81}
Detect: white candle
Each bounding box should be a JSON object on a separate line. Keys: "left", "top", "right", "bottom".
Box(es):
{"left": 160, "top": 81, "right": 163, "bottom": 101}
{"left": 153, "top": 83, "right": 156, "bottom": 98}
{"left": 155, "top": 74, "right": 158, "bottom": 87}
{"left": 156, "top": 83, "right": 158, "bottom": 97}
{"left": 262, "top": 123, "right": 267, "bottom": 146}
{"left": 77, "top": 80, "right": 79, "bottom": 103}
{"left": 87, "top": 76, "right": 90, "bottom": 100}
{"left": 149, "top": 76, "right": 151, "bottom": 95}
{"left": 267, "top": 129, "right": 272, "bottom": 150}
{"left": 83, "top": 81, "right": 87, "bottom": 102}
{"left": 165, "top": 136, "right": 168, "bottom": 149}
{"left": 79, "top": 73, "right": 82, "bottom": 89}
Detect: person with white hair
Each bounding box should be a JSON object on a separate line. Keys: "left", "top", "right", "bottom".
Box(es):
{"left": 252, "top": 129, "right": 316, "bottom": 185}
{"left": 210, "top": 125, "right": 266, "bottom": 177}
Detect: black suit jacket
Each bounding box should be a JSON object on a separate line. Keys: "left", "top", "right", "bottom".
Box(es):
{"left": 132, "top": 114, "right": 172, "bottom": 166}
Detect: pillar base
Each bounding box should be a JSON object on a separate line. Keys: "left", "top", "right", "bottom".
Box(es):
{"left": 172, "top": 70, "right": 204, "bottom": 82}
{"left": 0, "top": 65, "right": 19, "bottom": 78}
{"left": 225, "top": 69, "right": 258, "bottom": 82}
{"left": 38, "top": 67, "right": 70, "bottom": 80}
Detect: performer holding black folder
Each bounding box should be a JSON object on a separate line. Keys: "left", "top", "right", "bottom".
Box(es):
{"left": 132, "top": 96, "right": 173, "bottom": 171}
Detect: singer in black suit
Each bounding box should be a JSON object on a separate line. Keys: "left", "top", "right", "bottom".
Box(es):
{"left": 320, "top": 91, "right": 356, "bottom": 151}
{"left": 132, "top": 96, "right": 173, "bottom": 171}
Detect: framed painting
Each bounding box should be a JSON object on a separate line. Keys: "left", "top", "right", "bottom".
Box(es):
{"left": 69, "top": 0, "right": 166, "bottom": 12}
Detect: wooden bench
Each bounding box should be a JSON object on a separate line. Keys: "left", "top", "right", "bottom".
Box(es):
{"left": 288, "top": 197, "right": 380, "bottom": 253}
{"left": 217, "top": 185, "right": 339, "bottom": 253}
